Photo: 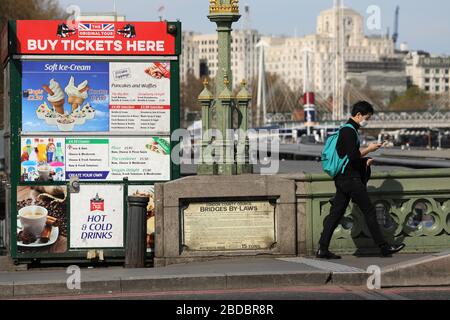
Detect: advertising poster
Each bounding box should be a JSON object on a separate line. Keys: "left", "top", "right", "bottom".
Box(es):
{"left": 17, "top": 186, "right": 68, "bottom": 254}
{"left": 70, "top": 184, "right": 124, "bottom": 249}
{"left": 109, "top": 62, "right": 171, "bottom": 134}
{"left": 22, "top": 61, "right": 109, "bottom": 133}
{"left": 65, "top": 137, "right": 171, "bottom": 181}
{"left": 128, "top": 186, "right": 155, "bottom": 252}
{"left": 20, "top": 137, "right": 65, "bottom": 182}
{"left": 21, "top": 61, "right": 171, "bottom": 135}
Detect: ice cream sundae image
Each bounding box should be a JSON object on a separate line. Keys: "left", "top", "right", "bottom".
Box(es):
{"left": 65, "top": 76, "right": 89, "bottom": 112}
{"left": 57, "top": 112, "right": 75, "bottom": 132}
{"left": 36, "top": 102, "right": 51, "bottom": 120}
{"left": 82, "top": 103, "right": 95, "bottom": 120}
{"left": 43, "top": 79, "right": 65, "bottom": 114}
{"left": 44, "top": 108, "right": 60, "bottom": 125}
{"left": 71, "top": 106, "right": 86, "bottom": 125}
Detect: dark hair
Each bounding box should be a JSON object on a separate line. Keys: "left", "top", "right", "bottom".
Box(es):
{"left": 351, "top": 101, "right": 374, "bottom": 117}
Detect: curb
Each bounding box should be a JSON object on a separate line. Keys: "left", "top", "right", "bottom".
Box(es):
{"left": 2, "top": 252, "right": 450, "bottom": 298}
{"left": 381, "top": 252, "right": 450, "bottom": 288}
{"left": 1, "top": 271, "right": 331, "bottom": 298}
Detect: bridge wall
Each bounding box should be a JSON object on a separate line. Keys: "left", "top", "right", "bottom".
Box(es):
{"left": 154, "top": 169, "right": 450, "bottom": 266}
{"left": 293, "top": 169, "right": 450, "bottom": 255}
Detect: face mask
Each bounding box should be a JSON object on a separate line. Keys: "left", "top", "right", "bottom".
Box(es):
{"left": 360, "top": 120, "right": 368, "bottom": 128}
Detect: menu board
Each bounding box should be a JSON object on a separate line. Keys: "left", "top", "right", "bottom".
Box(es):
{"left": 21, "top": 61, "right": 171, "bottom": 135}
{"left": 109, "top": 62, "right": 171, "bottom": 134}
{"left": 65, "top": 137, "right": 171, "bottom": 181}
{"left": 20, "top": 136, "right": 171, "bottom": 182}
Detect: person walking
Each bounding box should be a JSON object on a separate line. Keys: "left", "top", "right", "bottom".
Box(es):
{"left": 317, "top": 101, "right": 405, "bottom": 259}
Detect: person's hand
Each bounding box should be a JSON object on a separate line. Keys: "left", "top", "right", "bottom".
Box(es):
{"left": 367, "top": 158, "right": 374, "bottom": 166}
{"left": 367, "top": 143, "right": 382, "bottom": 153}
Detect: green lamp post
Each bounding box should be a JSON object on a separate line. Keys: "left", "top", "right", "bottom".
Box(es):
{"left": 197, "top": 0, "right": 253, "bottom": 176}
{"left": 208, "top": 0, "right": 239, "bottom": 176}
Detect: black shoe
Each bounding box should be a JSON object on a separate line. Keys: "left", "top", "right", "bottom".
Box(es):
{"left": 316, "top": 249, "right": 342, "bottom": 260}
{"left": 380, "top": 243, "right": 406, "bottom": 257}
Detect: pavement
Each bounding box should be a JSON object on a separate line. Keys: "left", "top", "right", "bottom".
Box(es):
{"left": 1, "top": 251, "right": 450, "bottom": 299}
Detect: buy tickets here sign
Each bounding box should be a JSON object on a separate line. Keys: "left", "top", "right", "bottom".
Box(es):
{"left": 16, "top": 20, "right": 176, "bottom": 55}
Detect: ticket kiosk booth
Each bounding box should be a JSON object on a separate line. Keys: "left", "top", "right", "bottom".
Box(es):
{"left": 1, "top": 19, "right": 181, "bottom": 264}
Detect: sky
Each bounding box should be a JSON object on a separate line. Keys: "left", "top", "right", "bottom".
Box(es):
{"left": 57, "top": 0, "right": 450, "bottom": 55}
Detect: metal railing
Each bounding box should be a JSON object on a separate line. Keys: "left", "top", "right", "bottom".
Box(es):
{"left": 296, "top": 169, "right": 450, "bottom": 255}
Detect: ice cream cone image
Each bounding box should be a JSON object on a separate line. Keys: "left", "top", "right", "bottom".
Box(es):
{"left": 44, "top": 79, "right": 65, "bottom": 115}
{"left": 65, "top": 76, "right": 89, "bottom": 112}
{"left": 51, "top": 99, "right": 65, "bottom": 114}
{"left": 68, "top": 96, "right": 86, "bottom": 112}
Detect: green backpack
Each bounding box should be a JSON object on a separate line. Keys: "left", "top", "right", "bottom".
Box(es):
{"left": 321, "top": 124, "right": 360, "bottom": 178}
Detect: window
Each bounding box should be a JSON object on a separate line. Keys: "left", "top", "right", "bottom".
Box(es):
{"left": 446, "top": 86, "right": 449, "bottom": 92}
{"left": 425, "top": 69, "right": 430, "bottom": 74}
{"left": 436, "top": 86, "right": 440, "bottom": 92}
{"left": 446, "top": 69, "right": 449, "bottom": 75}
{"left": 425, "top": 86, "right": 430, "bottom": 91}
{"left": 425, "top": 78, "right": 430, "bottom": 83}
{"left": 436, "top": 69, "right": 440, "bottom": 74}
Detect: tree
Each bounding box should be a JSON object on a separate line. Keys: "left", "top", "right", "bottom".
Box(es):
{"left": 0, "top": 0, "right": 65, "bottom": 128}
{"left": 180, "top": 72, "right": 211, "bottom": 128}
{"left": 388, "top": 86, "right": 430, "bottom": 111}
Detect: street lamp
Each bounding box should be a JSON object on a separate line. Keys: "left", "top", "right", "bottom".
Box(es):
{"left": 197, "top": 0, "right": 253, "bottom": 176}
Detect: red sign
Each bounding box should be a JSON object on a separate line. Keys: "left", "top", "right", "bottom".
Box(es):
{"left": 16, "top": 20, "right": 176, "bottom": 56}
{"left": 90, "top": 200, "right": 105, "bottom": 212}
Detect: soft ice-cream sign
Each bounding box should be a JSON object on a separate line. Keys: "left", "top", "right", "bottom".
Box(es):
{"left": 21, "top": 61, "right": 108, "bottom": 133}
{"left": 16, "top": 20, "right": 176, "bottom": 55}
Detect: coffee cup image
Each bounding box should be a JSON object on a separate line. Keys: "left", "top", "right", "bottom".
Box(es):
{"left": 38, "top": 164, "right": 51, "bottom": 181}
{"left": 19, "top": 206, "right": 48, "bottom": 238}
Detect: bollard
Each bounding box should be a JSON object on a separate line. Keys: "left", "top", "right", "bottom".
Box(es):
{"left": 125, "top": 196, "right": 149, "bottom": 268}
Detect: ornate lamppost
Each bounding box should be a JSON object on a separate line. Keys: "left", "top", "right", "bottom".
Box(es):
{"left": 197, "top": 0, "right": 252, "bottom": 176}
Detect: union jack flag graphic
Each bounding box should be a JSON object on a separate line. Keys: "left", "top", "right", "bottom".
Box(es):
{"left": 78, "top": 23, "right": 115, "bottom": 38}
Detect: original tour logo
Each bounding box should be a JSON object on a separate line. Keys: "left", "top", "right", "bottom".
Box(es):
{"left": 56, "top": 23, "right": 136, "bottom": 39}
{"left": 90, "top": 193, "right": 105, "bottom": 212}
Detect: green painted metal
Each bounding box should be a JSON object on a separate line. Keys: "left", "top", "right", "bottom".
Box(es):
{"left": 197, "top": 80, "right": 216, "bottom": 175}
{"left": 206, "top": 0, "right": 241, "bottom": 176}
{"left": 299, "top": 169, "right": 450, "bottom": 255}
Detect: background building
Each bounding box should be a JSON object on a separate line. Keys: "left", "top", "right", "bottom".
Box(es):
{"left": 405, "top": 52, "right": 450, "bottom": 94}
{"left": 264, "top": 7, "right": 396, "bottom": 98}
{"left": 189, "top": 29, "right": 260, "bottom": 87}
{"left": 180, "top": 31, "right": 200, "bottom": 82}
{"left": 346, "top": 58, "right": 407, "bottom": 104}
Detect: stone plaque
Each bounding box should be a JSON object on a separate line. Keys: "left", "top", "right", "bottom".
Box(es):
{"left": 182, "top": 200, "right": 276, "bottom": 251}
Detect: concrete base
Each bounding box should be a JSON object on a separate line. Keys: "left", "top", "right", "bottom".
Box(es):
{"left": 154, "top": 175, "right": 297, "bottom": 267}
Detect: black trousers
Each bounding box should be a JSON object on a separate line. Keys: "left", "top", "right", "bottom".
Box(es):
{"left": 318, "top": 177, "right": 386, "bottom": 250}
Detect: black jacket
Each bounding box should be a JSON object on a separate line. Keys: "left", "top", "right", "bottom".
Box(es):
{"left": 335, "top": 118, "right": 371, "bottom": 181}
